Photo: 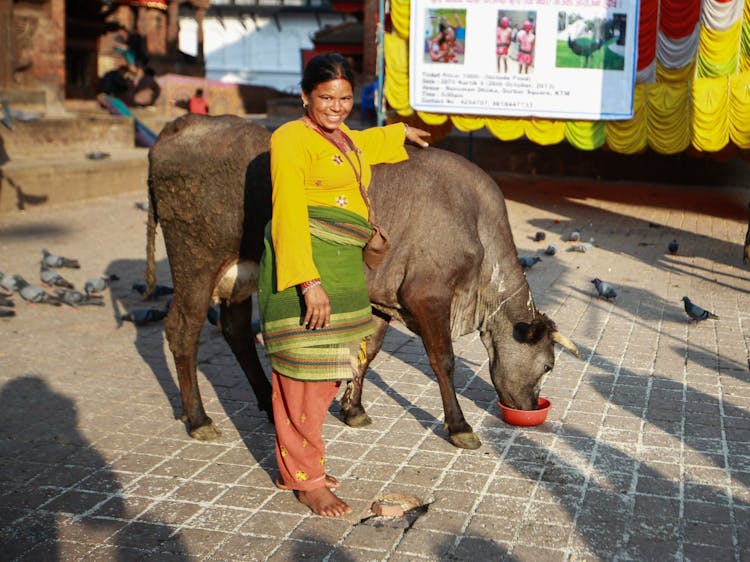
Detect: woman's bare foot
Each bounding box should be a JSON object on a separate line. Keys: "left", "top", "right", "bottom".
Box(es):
{"left": 298, "top": 487, "right": 352, "bottom": 517}
{"left": 277, "top": 474, "right": 340, "bottom": 490}
{"left": 324, "top": 475, "right": 340, "bottom": 489}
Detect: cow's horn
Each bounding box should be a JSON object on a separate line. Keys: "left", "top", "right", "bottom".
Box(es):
{"left": 552, "top": 331, "right": 580, "bottom": 358}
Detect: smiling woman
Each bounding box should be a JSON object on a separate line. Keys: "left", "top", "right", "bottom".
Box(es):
{"left": 301, "top": 77, "right": 354, "bottom": 133}
{"left": 257, "top": 52, "right": 431, "bottom": 518}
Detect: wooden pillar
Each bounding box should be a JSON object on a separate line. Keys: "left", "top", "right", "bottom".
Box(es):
{"left": 115, "top": 4, "right": 135, "bottom": 32}
{"left": 167, "top": 0, "right": 179, "bottom": 54}
{"left": 137, "top": 5, "right": 148, "bottom": 37}
{"left": 0, "top": 0, "right": 13, "bottom": 87}
{"left": 363, "top": 0, "right": 377, "bottom": 79}
{"left": 195, "top": 6, "right": 205, "bottom": 63}
{"left": 50, "top": 0, "right": 66, "bottom": 105}
{"left": 136, "top": 6, "right": 167, "bottom": 56}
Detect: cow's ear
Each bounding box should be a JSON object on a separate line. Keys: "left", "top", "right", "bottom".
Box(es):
{"left": 513, "top": 319, "right": 549, "bottom": 345}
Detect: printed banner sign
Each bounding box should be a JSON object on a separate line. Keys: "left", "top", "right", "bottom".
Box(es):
{"left": 409, "top": 0, "right": 639, "bottom": 120}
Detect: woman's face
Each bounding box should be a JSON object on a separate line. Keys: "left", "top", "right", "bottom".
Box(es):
{"left": 302, "top": 78, "right": 354, "bottom": 132}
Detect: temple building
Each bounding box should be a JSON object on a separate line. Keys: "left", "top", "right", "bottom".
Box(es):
{"left": 0, "top": 0, "right": 368, "bottom": 114}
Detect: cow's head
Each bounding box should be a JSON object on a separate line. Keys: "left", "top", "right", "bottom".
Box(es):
{"left": 483, "top": 313, "right": 578, "bottom": 411}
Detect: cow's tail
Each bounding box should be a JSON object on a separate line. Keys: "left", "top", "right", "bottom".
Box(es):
{"left": 145, "top": 180, "right": 159, "bottom": 294}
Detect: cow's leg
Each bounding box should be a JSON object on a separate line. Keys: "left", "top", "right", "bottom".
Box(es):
{"left": 164, "top": 287, "right": 219, "bottom": 440}
{"left": 340, "top": 312, "right": 389, "bottom": 427}
{"left": 219, "top": 298, "right": 273, "bottom": 420}
{"left": 404, "top": 289, "right": 481, "bottom": 450}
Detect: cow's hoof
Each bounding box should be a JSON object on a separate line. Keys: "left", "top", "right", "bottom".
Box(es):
{"left": 450, "top": 432, "right": 482, "bottom": 449}
{"left": 344, "top": 412, "right": 372, "bottom": 428}
{"left": 189, "top": 422, "right": 221, "bottom": 441}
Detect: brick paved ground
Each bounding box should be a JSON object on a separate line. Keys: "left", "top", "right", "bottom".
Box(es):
{"left": 0, "top": 176, "right": 749, "bottom": 561}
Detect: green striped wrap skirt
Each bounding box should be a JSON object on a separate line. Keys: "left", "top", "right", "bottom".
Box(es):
{"left": 258, "top": 206, "right": 376, "bottom": 382}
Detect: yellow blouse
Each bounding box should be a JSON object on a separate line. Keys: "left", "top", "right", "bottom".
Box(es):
{"left": 270, "top": 120, "right": 409, "bottom": 291}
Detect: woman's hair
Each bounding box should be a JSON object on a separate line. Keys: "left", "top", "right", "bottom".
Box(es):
{"left": 301, "top": 53, "right": 355, "bottom": 94}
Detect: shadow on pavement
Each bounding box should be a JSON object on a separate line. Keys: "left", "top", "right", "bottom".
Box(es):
{"left": 502, "top": 177, "right": 749, "bottom": 271}
{"left": 106, "top": 257, "right": 181, "bottom": 421}
{"left": 565, "top": 283, "right": 749, "bottom": 379}
{"left": 355, "top": 328, "right": 747, "bottom": 558}
{"left": 0, "top": 375, "right": 190, "bottom": 560}
{"left": 105, "top": 257, "right": 275, "bottom": 467}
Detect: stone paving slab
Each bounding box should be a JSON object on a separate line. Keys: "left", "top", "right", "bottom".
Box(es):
{"left": 0, "top": 177, "right": 749, "bottom": 561}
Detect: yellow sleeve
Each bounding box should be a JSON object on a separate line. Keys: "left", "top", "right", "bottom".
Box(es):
{"left": 270, "top": 123, "right": 320, "bottom": 292}
{"left": 348, "top": 123, "right": 409, "bottom": 165}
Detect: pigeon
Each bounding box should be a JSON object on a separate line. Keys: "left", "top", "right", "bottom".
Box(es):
{"left": 518, "top": 256, "right": 542, "bottom": 269}
{"left": 0, "top": 308, "right": 15, "bottom": 318}
{"left": 0, "top": 272, "right": 18, "bottom": 294}
{"left": 0, "top": 99, "right": 13, "bottom": 130}
{"left": 668, "top": 239, "right": 679, "bottom": 254}
{"left": 53, "top": 288, "right": 105, "bottom": 307}
{"left": 14, "top": 275, "right": 61, "bottom": 306}
{"left": 591, "top": 278, "right": 617, "bottom": 300}
{"left": 682, "top": 296, "right": 718, "bottom": 323}
{"left": 85, "top": 151, "right": 110, "bottom": 160}
{"left": 42, "top": 249, "right": 80, "bottom": 269}
{"left": 564, "top": 230, "right": 581, "bottom": 242}
{"left": 569, "top": 243, "right": 593, "bottom": 253}
{"left": 122, "top": 306, "right": 168, "bottom": 326}
{"left": 84, "top": 274, "right": 119, "bottom": 295}
{"left": 544, "top": 245, "right": 557, "bottom": 256}
{"left": 40, "top": 264, "right": 75, "bottom": 289}
{"left": 1, "top": 100, "right": 42, "bottom": 123}
{"left": 131, "top": 282, "right": 174, "bottom": 300}
{"left": 534, "top": 231, "right": 546, "bottom": 242}
{"left": 0, "top": 296, "right": 14, "bottom": 307}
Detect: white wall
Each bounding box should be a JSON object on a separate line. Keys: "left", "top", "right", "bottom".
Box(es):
{"left": 179, "top": 13, "right": 354, "bottom": 93}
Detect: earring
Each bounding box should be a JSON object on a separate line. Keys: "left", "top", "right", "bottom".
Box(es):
{"left": 302, "top": 100, "right": 308, "bottom": 108}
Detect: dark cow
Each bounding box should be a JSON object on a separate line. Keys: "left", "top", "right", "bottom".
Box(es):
{"left": 146, "top": 114, "right": 579, "bottom": 449}
{"left": 744, "top": 202, "right": 750, "bottom": 264}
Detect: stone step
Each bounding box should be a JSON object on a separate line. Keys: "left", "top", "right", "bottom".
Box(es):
{"left": 1, "top": 114, "right": 136, "bottom": 161}
{"left": 1, "top": 148, "right": 148, "bottom": 214}
{"left": 0, "top": 88, "right": 47, "bottom": 113}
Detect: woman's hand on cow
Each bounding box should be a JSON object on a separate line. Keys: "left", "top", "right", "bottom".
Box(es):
{"left": 405, "top": 124, "right": 430, "bottom": 148}
{"left": 303, "top": 284, "right": 331, "bottom": 330}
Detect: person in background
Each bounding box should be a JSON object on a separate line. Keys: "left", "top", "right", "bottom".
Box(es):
{"left": 516, "top": 20, "right": 536, "bottom": 74}
{"left": 360, "top": 80, "right": 378, "bottom": 124}
{"left": 429, "top": 28, "right": 459, "bottom": 63}
{"left": 428, "top": 14, "right": 463, "bottom": 63}
{"left": 496, "top": 16, "right": 514, "bottom": 73}
{"left": 97, "top": 65, "right": 134, "bottom": 100}
{"left": 132, "top": 67, "right": 161, "bottom": 107}
{"left": 188, "top": 88, "right": 209, "bottom": 114}
{"left": 258, "top": 52, "right": 430, "bottom": 517}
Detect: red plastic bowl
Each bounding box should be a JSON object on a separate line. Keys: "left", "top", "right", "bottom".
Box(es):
{"left": 498, "top": 397, "right": 551, "bottom": 426}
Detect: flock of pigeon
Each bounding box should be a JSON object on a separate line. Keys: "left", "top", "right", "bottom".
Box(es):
{"left": 517, "top": 231, "right": 719, "bottom": 325}
{"left": 0, "top": 249, "right": 112, "bottom": 315}
{"left": 2, "top": 236, "right": 718, "bottom": 328}
{"left": 0, "top": 248, "right": 187, "bottom": 326}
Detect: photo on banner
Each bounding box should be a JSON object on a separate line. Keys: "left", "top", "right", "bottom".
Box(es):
{"left": 409, "top": 0, "right": 639, "bottom": 120}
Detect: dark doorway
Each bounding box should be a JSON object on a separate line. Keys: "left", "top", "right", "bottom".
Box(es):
{"left": 65, "top": 0, "right": 114, "bottom": 99}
